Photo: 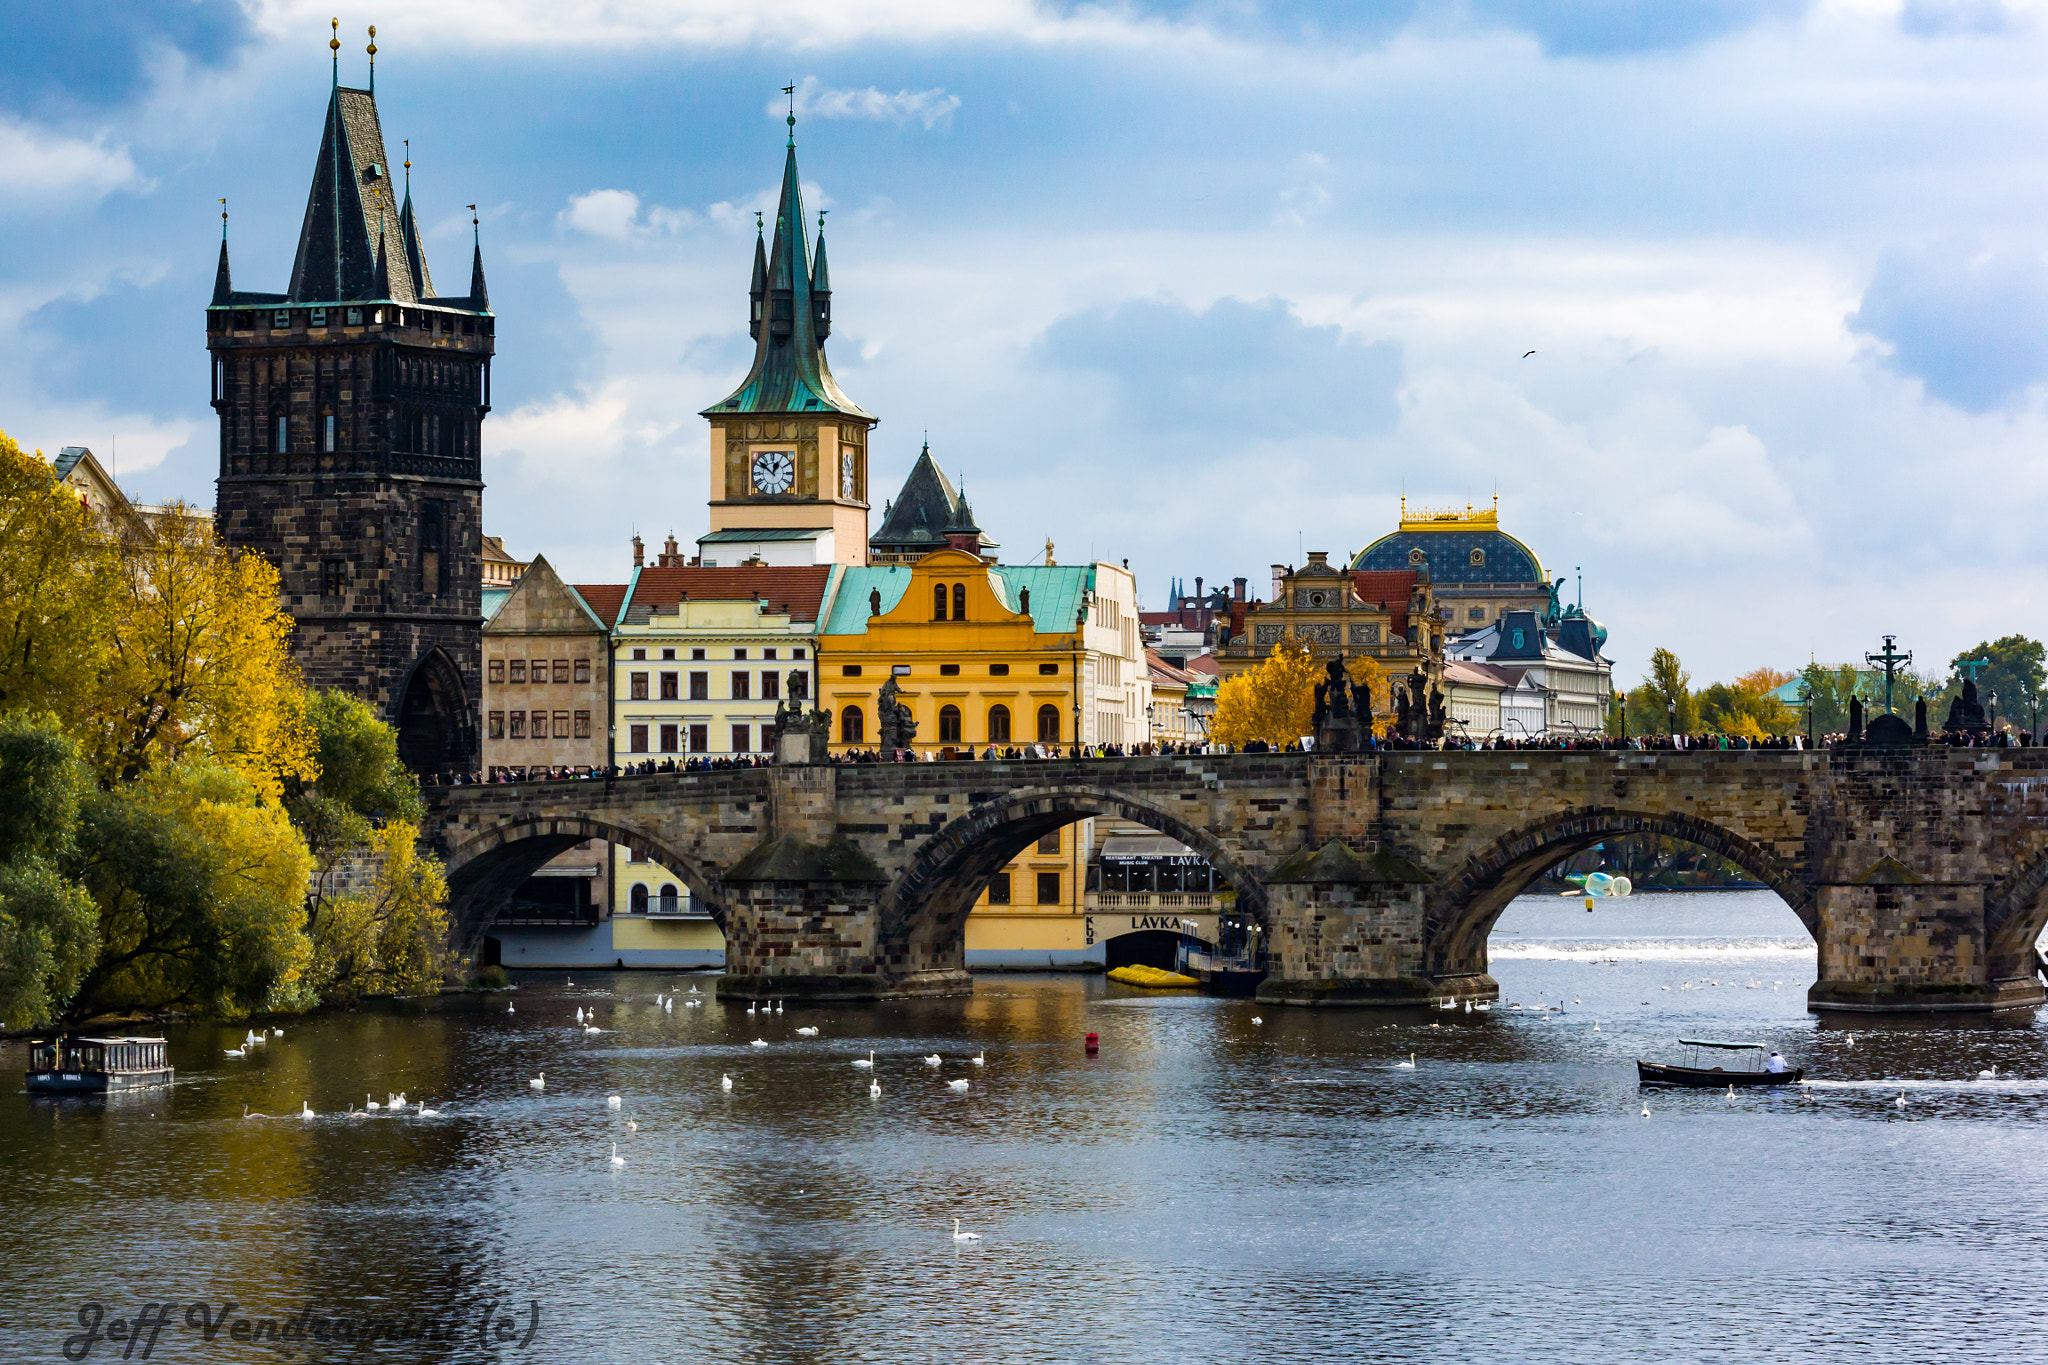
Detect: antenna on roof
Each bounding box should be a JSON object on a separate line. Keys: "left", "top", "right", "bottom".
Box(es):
{"left": 366, "top": 25, "right": 377, "bottom": 95}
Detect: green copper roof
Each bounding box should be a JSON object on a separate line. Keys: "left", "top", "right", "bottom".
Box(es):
{"left": 703, "top": 137, "right": 871, "bottom": 421}
{"left": 821, "top": 564, "right": 1094, "bottom": 637}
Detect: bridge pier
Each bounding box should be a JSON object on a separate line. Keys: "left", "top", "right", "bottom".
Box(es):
{"left": 1808, "top": 875, "right": 2047, "bottom": 1015}
{"left": 715, "top": 833, "right": 891, "bottom": 1002}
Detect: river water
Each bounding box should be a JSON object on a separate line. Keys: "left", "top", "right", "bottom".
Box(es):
{"left": 6, "top": 890, "right": 2048, "bottom": 1364}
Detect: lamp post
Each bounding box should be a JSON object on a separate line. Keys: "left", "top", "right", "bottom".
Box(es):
{"left": 1797, "top": 680, "right": 1813, "bottom": 750}
{"left": 1667, "top": 699, "right": 1677, "bottom": 739}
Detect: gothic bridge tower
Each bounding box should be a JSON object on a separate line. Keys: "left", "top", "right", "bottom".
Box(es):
{"left": 207, "top": 31, "right": 491, "bottom": 776}
{"left": 699, "top": 112, "right": 876, "bottom": 568}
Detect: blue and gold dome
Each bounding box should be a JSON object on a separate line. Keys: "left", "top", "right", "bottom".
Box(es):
{"left": 1351, "top": 497, "right": 1546, "bottom": 588}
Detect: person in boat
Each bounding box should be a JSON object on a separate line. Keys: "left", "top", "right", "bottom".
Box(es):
{"left": 1765, "top": 1050, "right": 1789, "bottom": 1074}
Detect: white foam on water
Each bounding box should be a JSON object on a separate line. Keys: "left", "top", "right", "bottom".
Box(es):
{"left": 1803, "top": 1078, "right": 2048, "bottom": 1094}
{"left": 1488, "top": 937, "right": 1811, "bottom": 962}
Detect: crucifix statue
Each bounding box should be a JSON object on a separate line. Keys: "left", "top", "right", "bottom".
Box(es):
{"left": 1865, "top": 634, "right": 1912, "bottom": 715}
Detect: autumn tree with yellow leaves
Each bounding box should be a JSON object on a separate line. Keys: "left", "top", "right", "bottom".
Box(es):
{"left": 1212, "top": 639, "right": 1321, "bottom": 748}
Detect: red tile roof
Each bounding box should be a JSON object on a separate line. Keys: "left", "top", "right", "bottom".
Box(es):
{"left": 1182, "top": 652, "right": 1220, "bottom": 677}
{"left": 1352, "top": 569, "right": 1419, "bottom": 638}
{"left": 572, "top": 583, "right": 628, "bottom": 627}
{"left": 626, "top": 565, "right": 832, "bottom": 623}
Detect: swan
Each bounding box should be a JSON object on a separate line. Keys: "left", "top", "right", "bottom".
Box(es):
{"left": 609, "top": 1142, "right": 625, "bottom": 1169}
{"left": 366, "top": 1094, "right": 381, "bottom": 1111}
{"left": 1844, "top": 1034, "right": 1856, "bottom": 1048}
{"left": 607, "top": 1095, "right": 622, "bottom": 1109}
{"left": 721, "top": 1074, "right": 734, "bottom": 1092}
{"left": 1252, "top": 1017, "right": 1264, "bottom": 1025}
{"left": 924, "top": 1054, "right": 942, "bottom": 1067}
{"left": 1574, "top": 997, "right": 1581, "bottom": 1005}
{"left": 952, "top": 1219, "right": 981, "bottom": 1242}
{"left": 747, "top": 1003, "right": 757, "bottom": 1015}
{"left": 1395, "top": 1053, "right": 1416, "bottom": 1070}
{"left": 507, "top": 1004, "right": 515, "bottom": 1014}
{"left": 1726, "top": 1085, "right": 1736, "bottom": 1105}
{"left": 796, "top": 1026, "right": 820, "bottom": 1037}
{"left": 852, "top": 1051, "right": 874, "bottom": 1069}
{"left": 576, "top": 1007, "right": 585, "bottom": 1024}
{"left": 948, "top": 1078, "right": 970, "bottom": 1091}
{"left": 242, "top": 1104, "right": 261, "bottom": 1119}
{"left": 530, "top": 1072, "right": 545, "bottom": 1091}
{"left": 689, "top": 985, "right": 700, "bottom": 994}
{"left": 300, "top": 1101, "right": 315, "bottom": 1119}
{"left": 969, "top": 1051, "right": 985, "bottom": 1066}
{"left": 751, "top": 1038, "right": 769, "bottom": 1048}
{"left": 584, "top": 1025, "right": 601, "bottom": 1035}
{"left": 1463, "top": 1001, "right": 1472, "bottom": 1013}
{"left": 1593, "top": 1023, "right": 1601, "bottom": 1032}
{"left": 390, "top": 1092, "right": 406, "bottom": 1108}
{"left": 869, "top": 1079, "right": 881, "bottom": 1099}
{"left": 223, "top": 1046, "right": 246, "bottom": 1058}
{"left": 774, "top": 1001, "right": 783, "bottom": 1014}
{"left": 626, "top": 1118, "right": 637, "bottom": 1131}
{"left": 1978, "top": 1065, "right": 1998, "bottom": 1080}
{"left": 272, "top": 1027, "right": 283, "bottom": 1037}
{"left": 1641, "top": 1102, "right": 1650, "bottom": 1118}
{"left": 416, "top": 1102, "right": 439, "bottom": 1117}
{"left": 1896, "top": 1092, "right": 1909, "bottom": 1108}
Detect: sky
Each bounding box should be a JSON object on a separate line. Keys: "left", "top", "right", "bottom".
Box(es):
{"left": 4, "top": 0, "right": 2048, "bottom": 686}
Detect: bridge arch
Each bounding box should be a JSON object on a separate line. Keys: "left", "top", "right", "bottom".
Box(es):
{"left": 1423, "top": 806, "right": 1814, "bottom": 977}
{"left": 1985, "top": 847, "right": 2048, "bottom": 978}
{"left": 878, "top": 785, "right": 1271, "bottom": 980}
{"left": 442, "top": 814, "right": 726, "bottom": 955}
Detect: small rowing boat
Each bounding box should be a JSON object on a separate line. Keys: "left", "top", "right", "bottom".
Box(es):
{"left": 1637, "top": 1038, "right": 1800, "bottom": 1088}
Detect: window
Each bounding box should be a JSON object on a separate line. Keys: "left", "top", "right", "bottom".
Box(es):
{"left": 1039, "top": 663, "right": 1059, "bottom": 675}
{"left": 990, "top": 664, "right": 1010, "bottom": 676}
{"left": 574, "top": 659, "right": 590, "bottom": 683}
{"left": 1037, "top": 872, "right": 1062, "bottom": 905}
{"left": 537, "top": 710, "right": 554, "bottom": 739}
{"left": 275, "top": 415, "right": 288, "bottom": 453}
{"left": 510, "top": 712, "right": 526, "bottom": 739}
{"left": 731, "top": 724, "right": 751, "bottom": 753}
{"left": 1037, "top": 705, "right": 1060, "bottom": 742}
{"left": 689, "top": 724, "right": 708, "bottom": 753}
{"left": 793, "top": 648, "right": 805, "bottom": 659}
{"left": 762, "top": 671, "right": 779, "bottom": 700}
{"left": 630, "top": 672, "right": 649, "bottom": 700}
{"left": 939, "top": 705, "right": 962, "bottom": 744}
{"left": 323, "top": 559, "right": 346, "bottom": 596}
{"left": 345, "top": 307, "right": 363, "bottom": 325}
{"left": 988, "top": 705, "right": 1011, "bottom": 743}
{"left": 629, "top": 845, "right": 649, "bottom": 864}
{"left": 323, "top": 415, "right": 336, "bottom": 452}
{"left": 733, "top": 648, "right": 747, "bottom": 660}
{"left": 841, "top": 706, "right": 865, "bottom": 744}
{"left": 573, "top": 711, "right": 590, "bottom": 739}
{"left": 631, "top": 884, "right": 649, "bottom": 914}
{"left": 630, "top": 724, "right": 648, "bottom": 752}
{"left": 632, "top": 648, "right": 647, "bottom": 661}
{"left": 987, "top": 873, "right": 1012, "bottom": 906}
{"left": 690, "top": 648, "right": 705, "bottom": 660}
{"left": 660, "top": 672, "right": 679, "bottom": 700}
{"left": 272, "top": 309, "right": 289, "bottom": 329}
{"left": 1038, "top": 830, "right": 1061, "bottom": 855}
{"left": 689, "top": 672, "right": 708, "bottom": 700}
{"left": 311, "top": 308, "right": 328, "bottom": 327}
{"left": 553, "top": 660, "right": 570, "bottom": 684}
{"left": 488, "top": 711, "right": 505, "bottom": 739}
{"left": 764, "top": 649, "right": 778, "bottom": 661}
{"left": 843, "top": 665, "right": 862, "bottom": 677}
{"left": 664, "top": 648, "right": 678, "bottom": 661}
{"left": 658, "top": 884, "right": 679, "bottom": 915}
{"left": 933, "top": 584, "right": 948, "bottom": 620}
{"left": 489, "top": 659, "right": 505, "bottom": 684}
{"left": 953, "top": 583, "right": 967, "bottom": 619}
{"left": 940, "top": 664, "right": 960, "bottom": 677}
{"left": 419, "top": 501, "right": 447, "bottom": 596}
{"left": 659, "top": 724, "right": 678, "bottom": 753}
{"left": 731, "top": 672, "right": 750, "bottom": 701}
{"left": 1468, "top": 607, "right": 1485, "bottom": 621}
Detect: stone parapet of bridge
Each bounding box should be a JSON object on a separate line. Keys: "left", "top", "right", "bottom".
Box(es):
{"left": 428, "top": 748, "right": 2048, "bottom": 1016}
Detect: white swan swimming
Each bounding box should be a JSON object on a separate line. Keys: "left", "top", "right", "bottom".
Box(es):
{"left": 584, "top": 1025, "right": 601, "bottom": 1035}
{"left": 242, "top": 1104, "right": 261, "bottom": 1119}
{"left": 607, "top": 1095, "right": 622, "bottom": 1109}
{"left": 1726, "top": 1085, "right": 1736, "bottom": 1105}
{"left": 223, "top": 1046, "right": 246, "bottom": 1058}
{"left": 1978, "top": 1064, "right": 1999, "bottom": 1080}
{"left": 969, "top": 1051, "right": 985, "bottom": 1066}
{"left": 272, "top": 1027, "right": 283, "bottom": 1037}
{"left": 300, "top": 1101, "right": 315, "bottom": 1119}
{"left": 1896, "top": 1092, "right": 1909, "bottom": 1108}
{"left": 576, "top": 1007, "right": 585, "bottom": 1024}
{"left": 774, "top": 1001, "right": 783, "bottom": 1014}
{"left": 625, "top": 1118, "right": 637, "bottom": 1131}
{"left": 721, "top": 1074, "right": 734, "bottom": 1092}
{"left": 609, "top": 1142, "right": 625, "bottom": 1169}
{"left": 1641, "top": 1102, "right": 1650, "bottom": 1118}
{"left": 507, "top": 1004, "right": 515, "bottom": 1013}
{"left": 1252, "top": 1017, "right": 1264, "bottom": 1025}
{"left": 796, "top": 1026, "right": 820, "bottom": 1037}
{"left": 751, "top": 1038, "right": 769, "bottom": 1048}
{"left": 924, "top": 1054, "right": 942, "bottom": 1067}
{"left": 366, "top": 1094, "right": 380, "bottom": 1111}
{"left": 869, "top": 1079, "right": 881, "bottom": 1098}
{"left": 416, "top": 1101, "right": 439, "bottom": 1117}
{"left": 852, "top": 1051, "right": 874, "bottom": 1069}
{"left": 747, "top": 1003, "right": 757, "bottom": 1015}
{"left": 1395, "top": 1053, "right": 1416, "bottom": 1070}
{"left": 952, "top": 1219, "right": 981, "bottom": 1242}
{"left": 529, "top": 1072, "right": 545, "bottom": 1091}
{"left": 948, "top": 1078, "right": 970, "bottom": 1091}
{"left": 689, "top": 985, "right": 700, "bottom": 994}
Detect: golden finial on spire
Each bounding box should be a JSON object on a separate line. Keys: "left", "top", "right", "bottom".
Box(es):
{"left": 220, "top": 197, "right": 228, "bottom": 240}
{"left": 403, "top": 138, "right": 410, "bottom": 172}
{"left": 366, "top": 24, "right": 377, "bottom": 93}
{"left": 330, "top": 17, "right": 340, "bottom": 84}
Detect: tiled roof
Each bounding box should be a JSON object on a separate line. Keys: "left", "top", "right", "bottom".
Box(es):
{"left": 53, "top": 446, "right": 90, "bottom": 479}
{"left": 869, "top": 444, "right": 995, "bottom": 555}
{"left": 288, "top": 87, "right": 421, "bottom": 304}
{"left": 1352, "top": 568, "right": 1419, "bottom": 638}
{"left": 625, "top": 565, "right": 831, "bottom": 624}
{"left": 572, "top": 583, "right": 629, "bottom": 628}
{"left": 821, "top": 563, "right": 1093, "bottom": 637}
{"left": 1181, "top": 653, "right": 1220, "bottom": 677}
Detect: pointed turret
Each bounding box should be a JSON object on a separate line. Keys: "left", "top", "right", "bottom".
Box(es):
{"left": 467, "top": 238, "right": 489, "bottom": 310}
{"left": 702, "top": 125, "right": 869, "bottom": 419}
{"left": 372, "top": 228, "right": 391, "bottom": 299}
{"left": 869, "top": 442, "right": 996, "bottom": 563}
{"left": 811, "top": 214, "right": 832, "bottom": 342}
{"left": 212, "top": 238, "right": 234, "bottom": 307}
{"left": 399, "top": 188, "right": 435, "bottom": 300}
{"left": 287, "top": 83, "right": 417, "bottom": 302}
{"left": 748, "top": 218, "right": 767, "bottom": 340}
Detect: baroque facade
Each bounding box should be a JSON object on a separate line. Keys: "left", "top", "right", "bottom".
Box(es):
{"left": 1219, "top": 553, "right": 1444, "bottom": 700}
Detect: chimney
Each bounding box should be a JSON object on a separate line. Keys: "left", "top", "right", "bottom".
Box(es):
{"left": 632, "top": 534, "right": 644, "bottom": 568}
{"left": 1233, "top": 576, "right": 1246, "bottom": 602}
{"left": 657, "top": 533, "right": 682, "bottom": 568}
{"left": 1195, "top": 576, "right": 1204, "bottom": 601}
{"left": 1271, "top": 564, "right": 1287, "bottom": 601}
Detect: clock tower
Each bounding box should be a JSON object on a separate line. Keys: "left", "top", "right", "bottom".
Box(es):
{"left": 698, "top": 114, "right": 875, "bottom": 567}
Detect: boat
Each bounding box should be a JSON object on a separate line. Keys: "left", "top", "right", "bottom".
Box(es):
{"left": 1636, "top": 1038, "right": 1800, "bottom": 1088}
{"left": 26, "top": 1036, "right": 174, "bottom": 1094}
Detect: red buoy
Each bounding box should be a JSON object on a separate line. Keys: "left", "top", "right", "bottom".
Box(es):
{"left": 1084, "top": 1032, "right": 1100, "bottom": 1054}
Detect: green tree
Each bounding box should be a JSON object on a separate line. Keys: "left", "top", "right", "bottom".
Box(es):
{"left": 1950, "top": 635, "right": 2046, "bottom": 729}
{"left": 1635, "top": 647, "right": 1697, "bottom": 733}
{"left": 0, "top": 715, "right": 99, "bottom": 1027}
{"left": 0, "top": 433, "right": 120, "bottom": 722}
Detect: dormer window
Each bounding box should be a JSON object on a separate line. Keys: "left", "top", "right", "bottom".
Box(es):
{"left": 363, "top": 163, "right": 383, "bottom": 181}
{"left": 310, "top": 308, "right": 327, "bottom": 327}
{"left": 272, "top": 310, "right": 289, "bottom": 329}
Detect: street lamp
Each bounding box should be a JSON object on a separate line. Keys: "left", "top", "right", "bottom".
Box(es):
{"left": 1667, "top": 699, "right": 1677, "bottom": 739}
{"left": 1797, "top": 679, "right": 1813, "bottom": 750}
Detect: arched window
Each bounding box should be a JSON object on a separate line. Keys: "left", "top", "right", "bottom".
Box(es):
{"left": 630, "top": 883, "right": 648, "bottom": 914}
{"left": 952, "top": 583, "right": 966, "bottom": 619}
{"left": 933, "top": 584, "right": 948, "bottom": 620}
{"left": 658, "top": 884, "right": 679, "bottom": 915}
{"left": 841, "top": 705, "right": 865, "bottom": 744}
{"left": 1037, "top": 704, "right": 1060, "bottom": 743}
{"left": 987, "top": 704, "right": 1011, "bottom": 743}
{"left": 939, "top": 704, "right": 962, "bottom": 744}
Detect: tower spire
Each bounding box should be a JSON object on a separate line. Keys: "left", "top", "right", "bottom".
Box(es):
{"left": 212, "top": 198, "right": 233, "bottom": 306}
{"left": 467, "top": 205, "right": 488, "bottom": 309}
{"left": 330, "top": 17, "right": 340, "bottom": 86}
{"left": 366, "top": 24, "right": 377, "bottom": 95}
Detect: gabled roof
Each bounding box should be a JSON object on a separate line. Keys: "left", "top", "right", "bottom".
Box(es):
{"left": 484, "top": 555, "right": 612, "bottom": 635}
{"left": 623, "top": 565, "right": 831, "bottom": 624}
{"left": 288, "top": 86, "right": 420, "bottom": 304}
{"left": 870, "top": 444, "right": 996, "bottom": 555}
{"left": 53, "top": 446, "right": 91, "bottom": 480}
{"left": 572, "top": 583, "right": 629, "bottom": 628}
{"left": 702, "top": 131, "right": 870, "bottom": 419}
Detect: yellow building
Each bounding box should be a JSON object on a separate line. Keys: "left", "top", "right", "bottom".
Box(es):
{"left": 816, "top": 535, "right": 1148, "bottom": 966}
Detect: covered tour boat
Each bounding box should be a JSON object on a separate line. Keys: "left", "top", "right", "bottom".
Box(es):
{"left": 1637, "top": 1038, "right": 1801, "bottom": 1088}
{"left": 26, "top": 1036, "right": 174, "bottom": 1094}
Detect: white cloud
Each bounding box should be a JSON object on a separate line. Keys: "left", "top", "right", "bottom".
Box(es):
{"left": 780, "top": 76, "right": 961, "bottom": 129}
{"left": 0, "top": 119, "right": 144, "bottom": 209}
{"left": 560, "top": 189, "right": 700, "bottom": 240}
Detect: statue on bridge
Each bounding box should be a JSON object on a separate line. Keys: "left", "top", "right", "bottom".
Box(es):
{"left": 877, "top": 675, "right": 918, "bottom": 753}
{"left": 767, "top": 669, "right": 833, "bottom": 762}
{"left": 1313, "top": 655, "right": 1365, "bottom": 753}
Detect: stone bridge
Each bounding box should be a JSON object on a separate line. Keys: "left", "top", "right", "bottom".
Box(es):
{"left": 426, "top": 749, "right": 2048, "bottom": 1015}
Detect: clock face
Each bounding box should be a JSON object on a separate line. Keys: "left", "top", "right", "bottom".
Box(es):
{"left": 751, "top": 450, "right": 795, "bottom": 496}
{"left": 841, "top": 451, "right": 856, "bottom": 498}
